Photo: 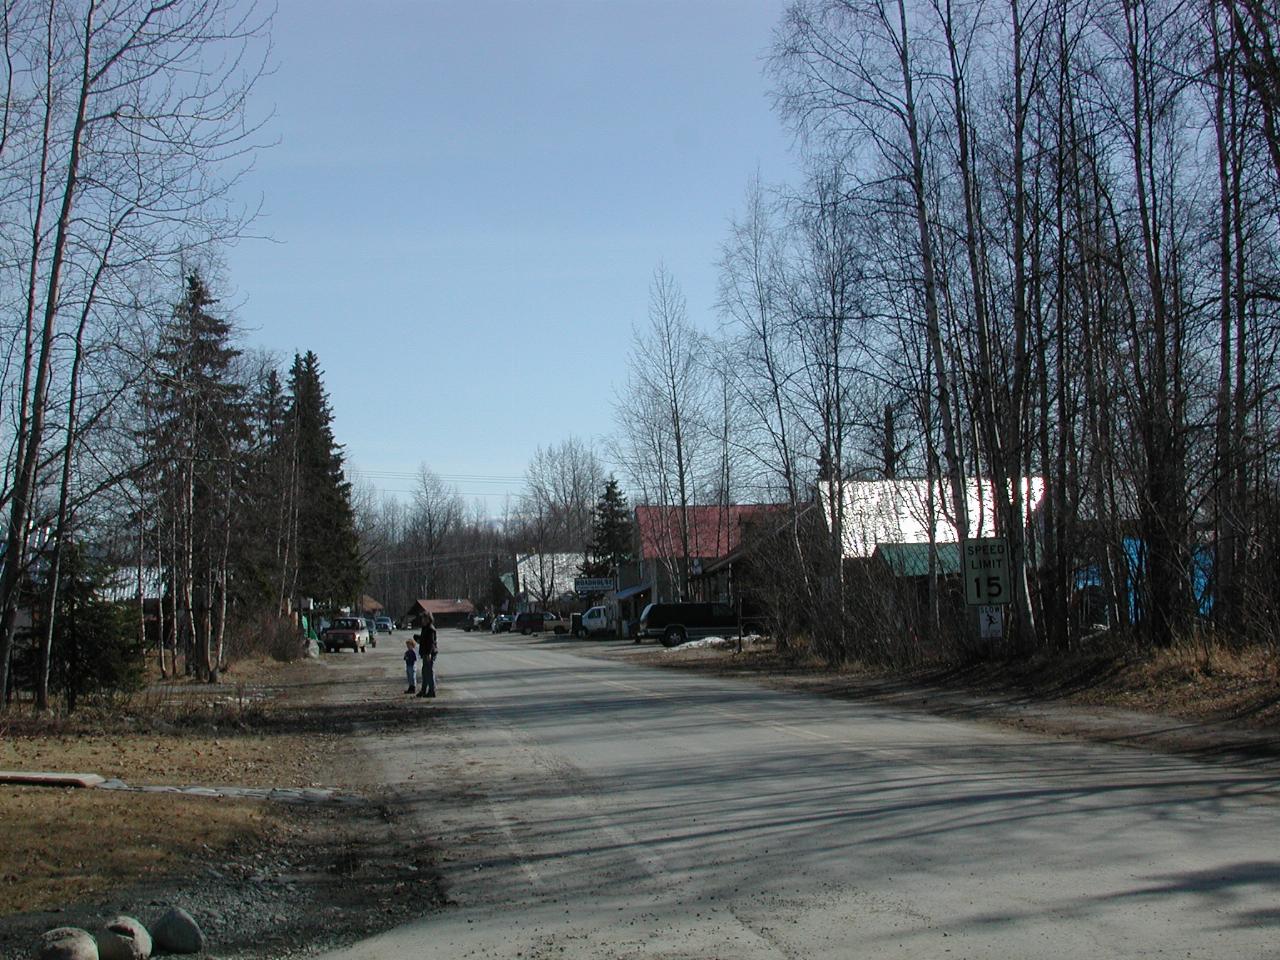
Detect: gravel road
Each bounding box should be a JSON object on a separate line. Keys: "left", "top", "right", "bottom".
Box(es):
{"left": 315, "top": 628, "right": 1280, "bottom": 960}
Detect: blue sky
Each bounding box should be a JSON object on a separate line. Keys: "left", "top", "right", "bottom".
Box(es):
{"left": 225, "top": 0, "right": 799, "bottom": 507}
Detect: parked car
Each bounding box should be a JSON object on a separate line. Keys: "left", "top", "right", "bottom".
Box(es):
{"left": 322, "top": 617, "right": 370, "bottom": 653}
{"left": 374, "top": 616, "right": 393, "bottom": 634}
{"left": 574, "top": 605, "right": 615, "bottom": 638}
{"left": 364, "top": 617, "right": 379, "bottom": 647}
{"left": 513, "top": 610, "right": 568, "bottom": 635}
{"left": 638, "top": 602, "right": 761, "bottom": 647}
{"left": 491, "top": 614, "right": 513, "bottom": 634}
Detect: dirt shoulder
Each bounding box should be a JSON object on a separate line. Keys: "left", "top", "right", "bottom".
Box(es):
{"left": 0, "top": 651, "right": 446, "bottom": 960}
{"left": 577, "top": 636, "right": 1280, "bottom": 768}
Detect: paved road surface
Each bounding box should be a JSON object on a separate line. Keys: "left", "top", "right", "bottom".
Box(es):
{"left": 323, "top": 628, "right": 1280, "bottom": 959}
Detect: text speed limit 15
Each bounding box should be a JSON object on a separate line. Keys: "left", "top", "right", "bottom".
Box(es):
{"left": 964, "top": 537, "right": 1010, "bottom": 606}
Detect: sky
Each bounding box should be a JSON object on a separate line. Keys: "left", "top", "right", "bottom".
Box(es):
{"left": 225, "top": 0, "right": 801, "bottom": 510}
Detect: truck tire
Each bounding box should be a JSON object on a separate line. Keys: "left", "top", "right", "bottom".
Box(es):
{"left": 661, "top": 625, "right": 686, "bottom": 648}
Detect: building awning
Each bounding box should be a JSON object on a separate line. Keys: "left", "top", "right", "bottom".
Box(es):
{"left": 614, "top": 582, "right": 652, "bottom": 601}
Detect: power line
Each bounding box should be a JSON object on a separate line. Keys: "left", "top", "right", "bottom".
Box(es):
{"left": 359, "top": 470, "right": 524, "bottom": 484}
{"left": 370, "top": 549, "right": 506, "bottom": 569}
{"left": 375, "top": 488, "right": 521, "bottom": 498}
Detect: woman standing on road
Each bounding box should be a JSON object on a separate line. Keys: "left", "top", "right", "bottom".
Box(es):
{"left": 416, "top": 612, "right": 438, "bottom": 698}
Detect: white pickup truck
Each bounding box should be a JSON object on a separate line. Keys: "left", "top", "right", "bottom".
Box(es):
{"left": 576, "top": 605, "right": 615, "bottom": 638}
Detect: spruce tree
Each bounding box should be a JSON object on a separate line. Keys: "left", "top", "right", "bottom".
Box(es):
{"left": 40, "top": 544, "right": 143, "bottom": 712}
{"left": 582, "top": 477, "right": 634, "bottom": 577}
{"left": 239, "top": 368, "right": 291, "bottom": 611}
{"left": 142, "top": 273, "right": 249, "bottom": 679}
{"left": 286, "top": 351, "right": 362, "bottom": 607}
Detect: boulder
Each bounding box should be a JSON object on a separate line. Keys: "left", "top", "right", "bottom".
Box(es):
{"left": 149, "top": 908, "right": 204, "bottom": 954}
{"left": 97, "top": 916, "right": 152, "bottom": 960}
{"left": 38, "top": 927, "right": 98, "bottom": 960}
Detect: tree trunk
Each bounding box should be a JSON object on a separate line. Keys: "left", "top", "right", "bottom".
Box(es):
{"left": 0, "top": 4, "right": 96, "bottom": 706}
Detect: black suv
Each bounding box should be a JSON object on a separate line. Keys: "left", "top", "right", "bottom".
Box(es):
{"left": 638, "top": 602, "right": 762, "bottom": 647}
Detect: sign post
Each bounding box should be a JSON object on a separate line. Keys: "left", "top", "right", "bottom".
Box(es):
{"left": 963, "top": 538, "right": 1011, "bottom": 606}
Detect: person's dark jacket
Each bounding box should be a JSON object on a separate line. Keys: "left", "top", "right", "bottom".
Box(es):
{"left": 418, "top": 625, "right": 438, "bottom": 657}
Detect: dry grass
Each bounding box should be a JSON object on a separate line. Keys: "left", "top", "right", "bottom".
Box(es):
{"left": 0, "top": 788, "right": 292, "bottom": 914}
{"left": 1074, "top": 639, "right": 1280, "bottom": 724}
{"left": 0, "top": 655, "right": 339, "bottom": 920}
{"left": 0, "top": 731, "right": 335, "bottom": 787}
{"left": 644, "top": 633, "right": 1280, "bottom": 729}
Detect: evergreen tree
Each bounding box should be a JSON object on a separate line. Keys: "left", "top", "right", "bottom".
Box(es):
{"left": 237, "top": 367, "right": 292, "bottom": 612}
{"left": 40, "top": 540, "right": 144, "bottom": 713}
{"left": 287, "top": 351, "right": 362, "bottom": 607}
{"left": 142, "top": 273, "right": 249, "bottom": 679}
{"left": 582, "top": 477, "right": 634, "bottom": 577}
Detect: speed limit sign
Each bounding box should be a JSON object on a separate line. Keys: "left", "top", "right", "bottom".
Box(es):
{"left": 963, "top": 538, "right": 1011, "bottom": 605}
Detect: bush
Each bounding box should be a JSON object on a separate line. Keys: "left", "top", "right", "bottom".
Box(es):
{"left": 224, "top": 611, "right": 303, "bottom": 663}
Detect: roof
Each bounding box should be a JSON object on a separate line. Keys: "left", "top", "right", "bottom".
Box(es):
{"left": 96, "top": 565, "right": 166, "bottom": 603}
{"left": 634, "top": 504, "right": 788, "bottom": 561}
{"left": 359, "top": 594, "right": 383, "bottom": 612}
{"left": 817, "top": 477, "right": 1044, "bottom": 560}
{"left": 405, "top": 598, "right": 475, "bottom": 617}
{"left": 873, "top": 542, "right": 961, "bottom": 577}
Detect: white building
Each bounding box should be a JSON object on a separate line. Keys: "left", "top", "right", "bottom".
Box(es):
{"left": 515, "top": 552, "right": 585, "bottom": 606}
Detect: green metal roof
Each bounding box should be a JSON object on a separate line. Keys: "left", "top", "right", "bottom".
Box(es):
{"left": 873, "top": 542, "right": 961, "bottom": 577}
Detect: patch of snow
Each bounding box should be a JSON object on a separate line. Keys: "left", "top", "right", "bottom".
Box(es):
{"left": 662, "top": 634, "right": 768, "bottom": 651}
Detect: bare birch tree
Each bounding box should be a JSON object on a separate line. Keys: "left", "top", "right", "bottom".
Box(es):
{"left": 0, "top": 0, "right": 270, "bottom": 703}
{"left": 614, "top": 266, "right": 710, "bottom": 600}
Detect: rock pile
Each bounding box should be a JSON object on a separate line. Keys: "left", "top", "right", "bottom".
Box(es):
{"left": 35, "top": 907, "right": 205, "bottom": 960}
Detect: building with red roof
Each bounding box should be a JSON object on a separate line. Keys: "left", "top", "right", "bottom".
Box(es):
{"left": 402, "top": 598, "right": 476, "bottom": 629}
{"left": 631, "top": 503, "right": 788, "bottom": 604}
